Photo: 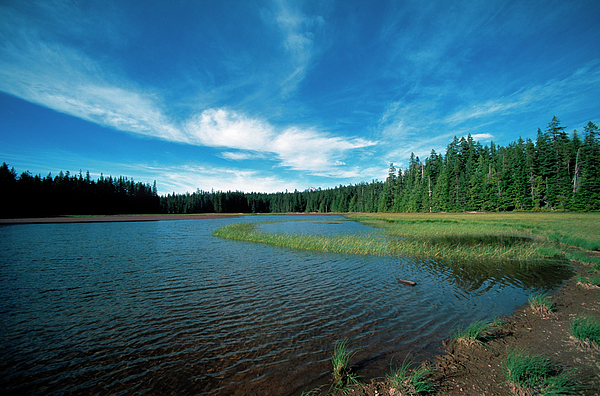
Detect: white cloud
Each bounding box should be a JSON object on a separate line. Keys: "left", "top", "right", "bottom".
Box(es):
{"left": 185, "top": 109, "right": 274, "bottom": 150}
{"left": 185, "top": 109, "right": 377, "bottom": 176}
{"left": 219, "top": 151, "right": 259, "bottom": 161}
{"left": 471, "top": 133, "right": 494, "bottom": 142}
{"left": 148, "top": 163, "right": 294, "bottom": 195}
{"left": 272, "top": 127, "right": 375, "bottom": 174}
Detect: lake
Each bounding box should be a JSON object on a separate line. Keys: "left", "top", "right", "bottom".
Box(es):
{"left": 0, "top": 215, "right": 571, "bottom": 395}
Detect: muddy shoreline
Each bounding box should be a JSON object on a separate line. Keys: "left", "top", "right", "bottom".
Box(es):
{"left": 350, "top": 263, "right": 600, "bottom": 396}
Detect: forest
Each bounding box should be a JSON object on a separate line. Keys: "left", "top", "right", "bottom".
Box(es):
{"left": 0, "top": 167, "right": 160, "bottom": 218}
{"left": 2, "top": 117, "right": 598, "bottom": 218}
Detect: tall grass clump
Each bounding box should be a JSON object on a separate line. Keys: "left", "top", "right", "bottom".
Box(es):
{"left": 330, "top": 339, "right": 359, "bottom": 394}
{"left": 571, "top": 315, "right": 600, "bottom": 348}
{"left": 503, "top": 349, "right": 578, "bottom": 395}
{"left": 528, "top": 293, "right": 554, "bottom": 316}
{"left": 452, "top": 318, "right": 502, "bottom": 346}
{"left": 386, "top": 357, "right": 436, "bottom": 395}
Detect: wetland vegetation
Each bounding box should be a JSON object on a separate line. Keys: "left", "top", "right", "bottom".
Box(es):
{"left": 213, "top": 212, "right": 600, "bottom": 267}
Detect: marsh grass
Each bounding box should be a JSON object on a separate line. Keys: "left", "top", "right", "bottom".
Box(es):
{"left": 212, "top": 222, "right": 390, "bottom": 255}
{"left": 386, "top": 357, "right": 436, "bottom": 395}
{"left": 570, "top": 316, "right": 600, "bottom": 348}
{"left": 330, "top": 339, "right": 360, "bottom": 394}
{"left": 213, "top": 213, "right": 599, "bottom": 265}
{"left": 503, "top": 349, "right": 578, "bottom": 395}
{"left": 452, "top": 318, "right": 503, "bottom": 346}
{"left": 528, "top": 293, "right": 554, "bottom": 316}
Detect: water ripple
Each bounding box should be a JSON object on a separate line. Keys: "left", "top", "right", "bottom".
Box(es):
{"left": 0, "top": 217, "right": 570, "bottom": 395}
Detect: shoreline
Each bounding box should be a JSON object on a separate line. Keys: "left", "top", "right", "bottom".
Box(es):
{"left": 0, "top": 212, "right": 338, "bottom": 225}
{"left": 350, "top": 262, "right": 600, "bottom": 395}
{"left": 0, "top": 214, "right": 242, "bottom": 225}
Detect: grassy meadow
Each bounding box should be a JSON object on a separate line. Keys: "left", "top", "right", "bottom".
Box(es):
{"left": 212, "top": 212, "right": 600, "bottom": 268}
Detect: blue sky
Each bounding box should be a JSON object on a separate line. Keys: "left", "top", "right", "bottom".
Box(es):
{"left": 1, "top": 0, "right": 599, "bottom": 195}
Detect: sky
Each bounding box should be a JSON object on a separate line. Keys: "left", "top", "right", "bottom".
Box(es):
{"left": 1, "top": 0, "right": 600, "bottom": 195}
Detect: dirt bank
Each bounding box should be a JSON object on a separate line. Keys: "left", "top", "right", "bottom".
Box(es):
{"left": 351, "top": 263, "right": 600, "bottom": 395}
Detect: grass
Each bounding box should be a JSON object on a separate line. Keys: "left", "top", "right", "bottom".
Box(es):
{"left": 503, "top": 349, "right": 579, "bottom": 395}
{"left": 452, "top": 318, "right": 503, "bottom": 346}
{"left": 386, "top": 357, "right": 436, "bottom": 395}
{"left": 212, "top": 222, "right": 391, "bottom": 255}
{"left": 575, "top": 273, "right": 600, "bottom": 287}
{"left": 528, "top": 293, "right": 554, "bottom": 316}
{"left": 330, "top": 339, "right": 360, "bottom": 394}
{"left": 570, "top": 315, "right": 600, "bottom": 348}
{"left": 212, "top": 212, "right": 600, "bottom": 266}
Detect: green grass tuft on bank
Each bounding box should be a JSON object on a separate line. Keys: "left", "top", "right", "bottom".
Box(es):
{"left": 528, "top": 293, "right": 554, "bottom": 316}
{"left": 330, "top": 339, "right": 360, "bottom": 394}
{"left": 452, "top": 318, "right": 503, "bottom": 346}
{"left": 503, "top": 349, "right": 579, "bottom": 395}
{"left": 571, "top": 316, "right": 600, "bottom": 348}
{"left": 386, "top": 357, "right": 436, "bottom": 395}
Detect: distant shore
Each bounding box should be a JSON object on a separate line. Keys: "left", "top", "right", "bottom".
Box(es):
{"left": 0, "top": 212, "right": 343, "bottom": 225}
{"left": 0, "top": 214, "right": 243, "bottom": 225}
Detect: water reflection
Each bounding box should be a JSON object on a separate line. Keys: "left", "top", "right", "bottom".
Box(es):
{"left": 0, "top": 216, "right": 572, "bottom": 396}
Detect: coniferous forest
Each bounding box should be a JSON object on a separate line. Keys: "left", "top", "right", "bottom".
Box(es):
{"left": 2, "top": 117, "right": 599, "bottom": 218}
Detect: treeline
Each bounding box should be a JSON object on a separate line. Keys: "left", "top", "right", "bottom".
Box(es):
{"left": 161, "top": 117, "right": 599, "bottom": 213}
{"left": 0, "top": 165, "right": 160, "bottom": 218}
{"left": 2, "top": 117, "right": 598, "bottom": 218}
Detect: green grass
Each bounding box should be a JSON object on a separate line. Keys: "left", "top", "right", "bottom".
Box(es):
{"left": 212, "top": 213, "right": 600, "bottom": 266}
{"left": 570, "top": 316, "right": 600, "bottom": 348}
{"left": 528, "top": 293, "right": 554, "bottom": 316}
{"left": 503, "top": 349, "right": 579, "bottom": 395}
{"left": 575, "top": 273, "right": 600, "bottom": 287}
{"left": 386, "top": 357, "right": 436, "bottom": 395}
{"left": 330, "top": 339, "right": 360, "bottom": 394}
{"left": 212, "top": 222, "right": 391, "bottom": 255}
{"left": 452, "top": 318, "right": 503, "bottom": 346}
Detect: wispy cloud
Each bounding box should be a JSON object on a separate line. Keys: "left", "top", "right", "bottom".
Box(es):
{"left": 0, "top": 1, "right": 374, "bottom": 180}
{"left": 264, "top": 0, "right": 327, "bottom": 94}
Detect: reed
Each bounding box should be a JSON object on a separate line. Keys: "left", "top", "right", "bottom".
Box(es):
{"left": 570, "top": 316, "right": 600, "bottom": 348}
{"left": 503, "top": 349, "right": 578, "bottom": 396}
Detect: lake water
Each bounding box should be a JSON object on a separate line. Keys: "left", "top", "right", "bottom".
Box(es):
{"left": 0, "top": 215, "right": 571, "bottom": 395}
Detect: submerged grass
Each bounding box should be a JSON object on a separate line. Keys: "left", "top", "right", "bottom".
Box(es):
{"left": 570, "top": 316, "right": 600, "bottom": 348}
{"left": 212, "top": 213, "right": 600, "bottom": 265}
{"left": 503, "top": 349, "right": 579, "bottom": 395}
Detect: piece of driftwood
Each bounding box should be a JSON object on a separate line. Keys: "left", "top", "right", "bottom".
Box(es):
{"left": 397, "top": 278, "right": 416, "bottom": 286}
